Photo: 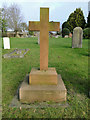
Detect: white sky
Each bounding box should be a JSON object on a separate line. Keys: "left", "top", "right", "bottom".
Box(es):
{"left": 0, "top": 0, "right": 89, "bottom": 27}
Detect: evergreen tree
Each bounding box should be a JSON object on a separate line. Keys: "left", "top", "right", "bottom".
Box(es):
{"left": 87, "top": 11, "right": 90, "bottom": 27}
{"left": 62, "top": 21, "right": 68, "bottom": 30}
{"left": 67, "top": 8, "right": 86, "bottom": 33}
{"left": 0, "top": 8, "right": 8, "bottom": 36}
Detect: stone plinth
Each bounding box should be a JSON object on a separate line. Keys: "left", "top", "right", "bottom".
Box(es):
{"left": 29, "top": 68, "right": 57, "bottom": 85}
{"left": 19, "top": 74, "right": 67, "bottom": 103}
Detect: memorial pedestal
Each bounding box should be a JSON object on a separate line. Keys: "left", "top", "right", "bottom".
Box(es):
{"left": 19, "top": 68, "right": 67, "bottom": 103}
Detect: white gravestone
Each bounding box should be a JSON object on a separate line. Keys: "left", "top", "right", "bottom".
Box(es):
{"left": 3, "top": 37, "right": 10, "bottom": 49}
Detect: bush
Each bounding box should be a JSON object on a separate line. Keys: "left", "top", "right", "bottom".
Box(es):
{"left": 29, "top": 31, "right": 34, "bottom": 35}
{"left": 83, "top": 28, "right": 90, "bottom": 39}
{"left": 62, "top": 28, "right": 70, "bottom": 37}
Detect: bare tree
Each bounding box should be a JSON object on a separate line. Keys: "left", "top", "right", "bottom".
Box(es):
{"left": 7, "top": 3, "right": 23, "bottom": 32}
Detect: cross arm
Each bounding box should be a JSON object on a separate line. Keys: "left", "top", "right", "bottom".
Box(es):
{"left": 49, "top": 22, "right": 60, "bottom": 31}
{"left": 29, "top": 21, "right": 40, "bottom": 31}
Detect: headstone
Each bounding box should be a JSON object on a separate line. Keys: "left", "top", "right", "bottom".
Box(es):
{"left": 19, "top": 8, "right": 67, "bottom": 103}
{"left": 37, "top": 32, "right": 40, "bottom": 44}
{"left": 16, "top": 32, "right": 20, "bottom": 38}
{"left": 3, "top": 37, "right": 10, "bottom": 49}
{"left": 55, "top": 35, "right": 59, "bottom": 38}
{"left": 22, "top": 32, "right": 28, "bottom": 38}
{"left": 64, "top": 35, "right": 68, "bottom": 38}
{"left": 69, "top": 33, "right": 72, "bottom": 38}
{"left": 72, "top": 27, "right": 83, "bottom": 48}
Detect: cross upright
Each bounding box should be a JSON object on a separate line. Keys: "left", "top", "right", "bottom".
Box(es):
{"left": 29, "top": 8, "right": 60, "bottom": 70}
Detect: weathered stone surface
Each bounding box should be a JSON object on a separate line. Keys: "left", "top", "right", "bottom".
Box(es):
{"left": 3, "top": 49, "right": 29, "bottom": 58}
{"left": 29, "top": 68, "right": 58, "bottom": 85}
{"left": 72, "top": 27, "right": 83, "bottom": 48}
{"left": 22, "top": 32, "right": 28, "bottom": 38}
{"left": 37, "top": 32, "right": 40, "bottom": 44}
{"left": 29, "top": 8, "right": 60, "bottom": 70}
{"left": 19, "top": 8, "right": 67, "bottom": 103}
{"left": 19, "top": 74, "right": 67, "bottom": 103}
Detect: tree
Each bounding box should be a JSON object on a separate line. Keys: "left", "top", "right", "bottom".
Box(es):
{"left": 87, "top": 12, "right": 90, "bottom": 27}
{"left": 62, "top": 8, "right": 86, "bottom": 33}
{"left": 20, "top": 22, "right": 28, "bottom": 32}
{"left": 62, "top": 21, "right": 68, "bottom": 30}
{"left": 7, "top": 3, "right": 23, "bottom": 33}
{"left": 83, "top": 28, "right": 90, "bottom": 39}
{"left": 62, "top": 28, "right": 70, "bottom": 37}
{"left": 68, "top": 8, "right": 86, "bottom": 33}
{"left": 0, "top": 7, "right": 8, "bottom": 36}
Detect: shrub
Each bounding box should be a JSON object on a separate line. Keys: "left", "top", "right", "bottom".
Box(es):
{"left": 62, "top": 28, "right": 70, "bottom": 37}
{"left": 29, "top": 31, "right": 34, "bottom": 35}
{"left": 83, "top": 28, "right": 90, "bottom": 39}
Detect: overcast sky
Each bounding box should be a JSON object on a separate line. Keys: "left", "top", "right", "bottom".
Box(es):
{"left": 0, "top": 0, "right": 89, "bottom": 27}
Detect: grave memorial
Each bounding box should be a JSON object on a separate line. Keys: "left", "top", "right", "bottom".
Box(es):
{"left": 19, "top": 8, "right": 67, "bottom": 103}
{"left": 72, "top": 27, "right": 83, "bottom": 48}
{"left": 3, "top": 37, "right": 10, "bottom": 49}
{"left": 3, "top": 49, "right": 29, "bottom": 58}
{"left": 37, "top": 32, "right": 40, "bottom": 45}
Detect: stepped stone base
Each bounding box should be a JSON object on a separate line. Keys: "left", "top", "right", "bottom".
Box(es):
{"left": 19, "top": 74, "right": 67, "bottom": 103}
{"left": 29, "top": 68, "right": 58, "bottom": 85}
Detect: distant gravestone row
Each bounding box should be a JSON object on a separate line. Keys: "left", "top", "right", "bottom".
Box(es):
{"left": 72, "top": 27, "right": 83, "bottom": 48}
{"left": 3, "top": 27, "right": 83, "bottom": 50}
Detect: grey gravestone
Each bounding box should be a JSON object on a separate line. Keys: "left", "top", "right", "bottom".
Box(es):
{"left": 72, "top": 27, "right": 83, "bottom": 48}
{"left": 3, "top": 37, "right": 10, "bottom": 49}
{"left": 37, "top": 32, "right": 40, "bottom": 45}
{"left": 22, "top": 32, "right": 28, "bottom": 38}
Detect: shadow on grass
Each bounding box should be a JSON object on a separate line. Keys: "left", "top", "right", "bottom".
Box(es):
{"left": 55, "top": 65, "right": 89, "bottom": 97}
{"left": 81, "top": 53, "right": 89, "bottom": 57}
{"left": 61, "top": 46, "right": 72, "bottom": 48}
{"left": 35, "top": 42, "right": 38, "bottom": 44}
{"left": 63, "top": 72, "right": 88, "bottom": 97}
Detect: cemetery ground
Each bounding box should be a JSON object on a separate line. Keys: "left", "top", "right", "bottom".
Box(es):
{"left": 2, "top": 37, "right": 89, "bottom": 118}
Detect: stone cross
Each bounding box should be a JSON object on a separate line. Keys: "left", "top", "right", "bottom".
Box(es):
{"left": 29, "top": 8, "right": 60, "bottom": 70}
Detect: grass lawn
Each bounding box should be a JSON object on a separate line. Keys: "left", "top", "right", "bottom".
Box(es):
{"left": 2, "top": 37, "right": 89, "bottom": 119}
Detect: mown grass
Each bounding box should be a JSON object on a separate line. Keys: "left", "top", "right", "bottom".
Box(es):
{"left": 2, "top": 37, "right": 89, "bottom": 119}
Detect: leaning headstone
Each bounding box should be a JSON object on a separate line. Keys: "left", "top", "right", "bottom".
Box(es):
{"left": 72, "top": 27, "right": 83, "bottom": 48}
{"left": 3, "top": 37, "right": 10, "bottom": 49}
